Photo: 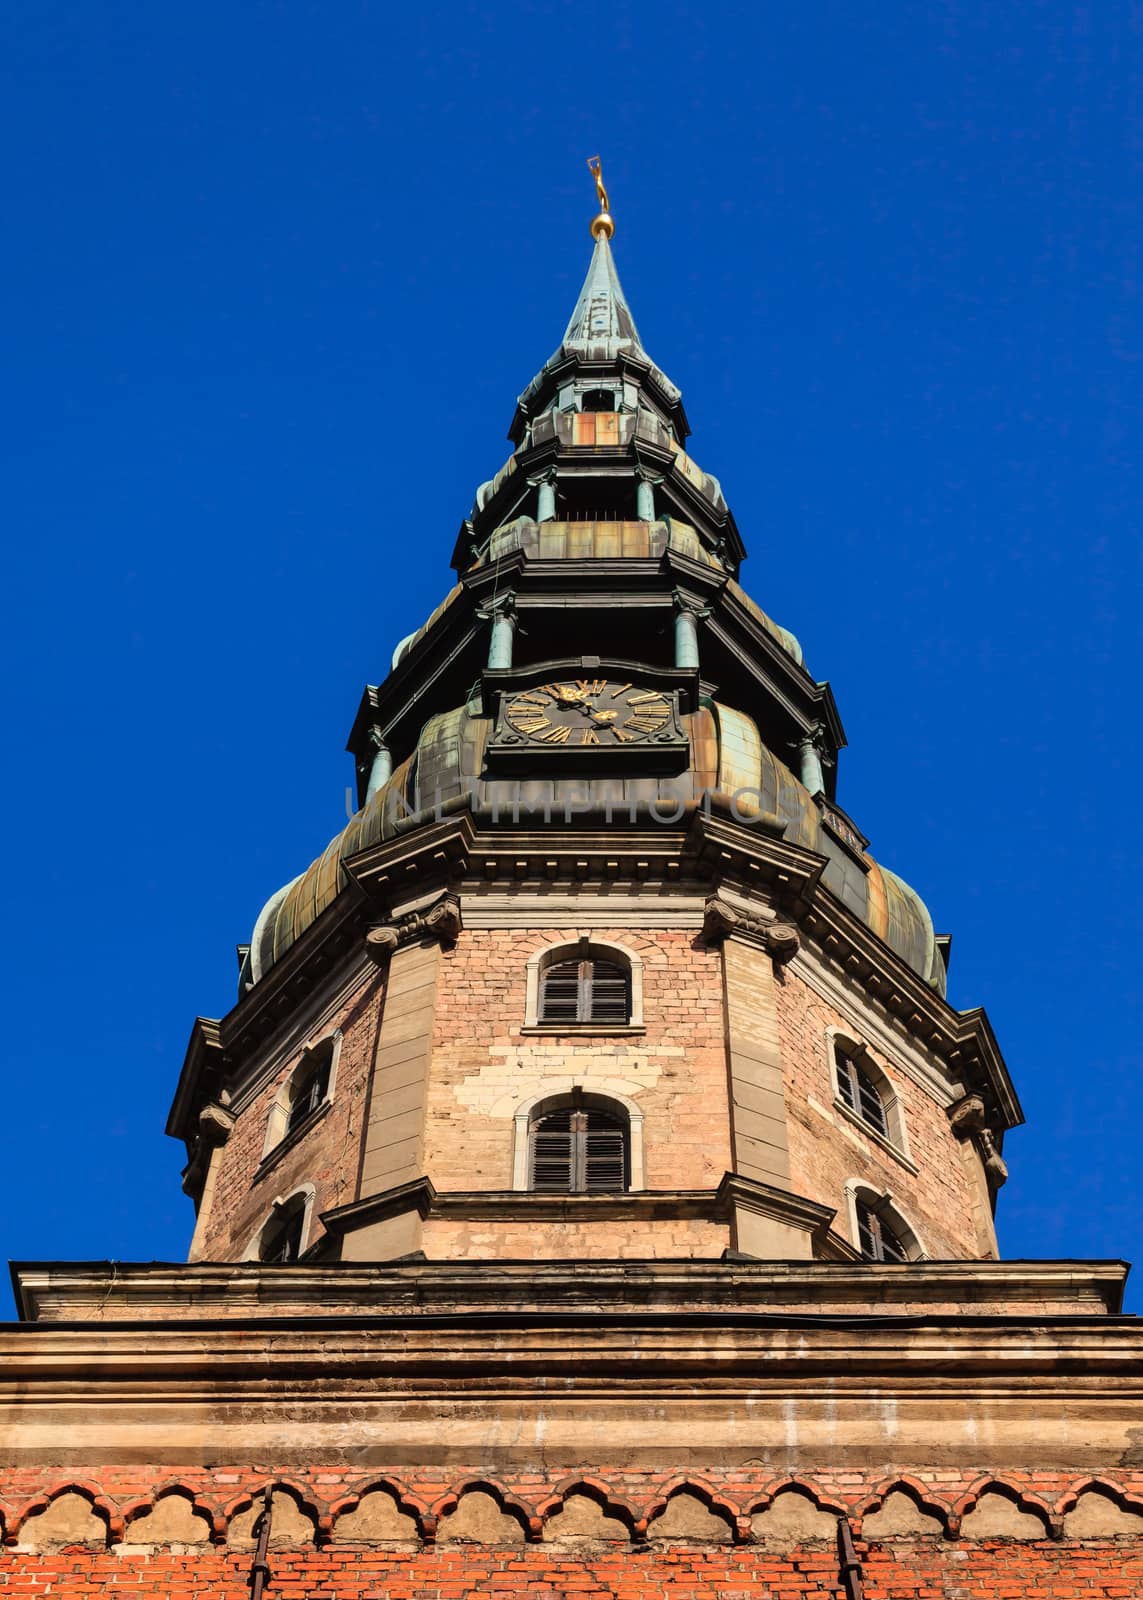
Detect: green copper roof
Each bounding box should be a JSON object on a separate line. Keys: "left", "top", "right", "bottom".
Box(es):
{"left": 249, "top": 698, "right": 944, "bottom": 997}
{"left": 518, "top": 235, "right": 681, "bottom": 413}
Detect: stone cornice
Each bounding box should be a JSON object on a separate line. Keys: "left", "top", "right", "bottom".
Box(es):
{"left": 12, "top": 1257, "right": 1128, "bottom": 1324}
{"left": 1, "top": 1289, "right": 1139, "bottom": 1470}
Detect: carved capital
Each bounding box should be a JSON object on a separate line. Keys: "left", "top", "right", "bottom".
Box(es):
{"left": 702, "top": 896, "right": 799, "bottom": 966}
{"left": 948, "top": 1095, "right": 1008, "bottom": 1190}
{"left": 671, "top": 588, "right": 712, "bottom": 622}
{"left": 475, "top": 591, "right": 516, "bottom": 624}
{"left": 367, "top": 893, "right": 462, "bottom": 963}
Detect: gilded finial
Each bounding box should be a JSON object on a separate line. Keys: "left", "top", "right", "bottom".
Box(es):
{"left": 586, "top": 155, "right": 614, "bottom": 240}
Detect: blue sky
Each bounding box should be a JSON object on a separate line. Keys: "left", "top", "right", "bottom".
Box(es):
{"left": 1, "top": 2, "right": 1139, "bottom": 1309}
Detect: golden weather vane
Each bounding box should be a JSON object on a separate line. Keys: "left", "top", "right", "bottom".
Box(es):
{"left": 586, "top": 155, "right": 615, "bottom": 240}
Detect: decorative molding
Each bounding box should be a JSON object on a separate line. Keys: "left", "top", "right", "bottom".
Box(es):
{"left": 948, "top": 1095, "right": 1009, "bottom": 1190}
{"left": 366, "top": 893, "right": 462, "bottom": 961}
{"left": 702, "top": 895, "right": 800, "bottom": 966}
{"left": 13, "top": 1256, "right": 1128, "bottom": 1325}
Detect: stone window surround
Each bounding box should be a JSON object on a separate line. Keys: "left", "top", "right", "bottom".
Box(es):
{"left": 243, "top": 1182, "right": 318, "bottom": 1263}
{"left": 825, "top": 1026, "right": 913, "bottom": 1167}
{"left": 843, "top": 1179, "right": 927, "bottom": 1263}
{"left": 512, "top": 1087, "right": 646, "bottom": 1192}
{"left": 261, "top": 1030, "right": 343, "bottom": 1161}
{"left": 522, "top": 937, "right": 645, "bottom": 1032}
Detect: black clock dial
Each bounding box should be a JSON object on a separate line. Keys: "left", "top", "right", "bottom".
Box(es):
{"left": 503, "top": 679, "right": 673, "bottom": 746}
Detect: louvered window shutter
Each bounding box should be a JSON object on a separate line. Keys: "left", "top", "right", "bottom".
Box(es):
{"left": 586, "top": 961, "right": 631, "bottom": 1024}
{"left": 539, "top": 961, "right": 583, "bottom": 1024}
{"left": 530, "top": 1106, "right": 628, "bottom": 1194}
{"left": 835, "top": 1048, "right": 888, "bottom": 1139}
{"left": 582, "top": 1109, "right": 628, "bottom": 1192}
{"left": 530, "top": 1108, "right": 576, "bottom": 1191}
{"left": 856, "top": 1200, "right": 907, "bottom": 1263}
{"left": 539, "top": 958, "right": 631, "bottom": 1025}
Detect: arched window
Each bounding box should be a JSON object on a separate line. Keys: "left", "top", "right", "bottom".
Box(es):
{"left": 262, "top": 1035, "right": 340, "bottom": 1160}
{"left": 540, "top": 957, "right": 631, "bottom": 1026}
{"left": 581, "top": 388, "right": 616, "bottom": 412}
{"left": 845, "top": 1182, "right": 924, "bottom": 1263}
{"left": 834, "top": 1041, "right": 888, "bottom": 1139}
{"left": 855, "top": 1199, "right": 908, "bottom": 1263}
{"left": 286, "top": 1041, "right": 333, "bottom": 1136}
{"left": 257, "top": 1192, "right": 310, "bottom": 1263}
{"left": 529, "top": 1095, "right": 630, "bottom": 1194}
{"left": 524, "top": 941, "right": 644, "bottom": 1032}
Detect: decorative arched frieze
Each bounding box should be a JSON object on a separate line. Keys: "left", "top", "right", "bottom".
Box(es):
{"left": 432, "top": 1479, "right": 538, "bottom": 1543}
{"left": 642, "top": 1477, "right": 743, "bottom": 1544}
{"left": 952, "top": 1478, "right": 1055, "bottom": 1540}
{"left": 328, "top": 1478, "right": 425, "bottom": 1543}
{"left": 14, "top": 1483, "right": 120, "bottom": 1549}
{"left": 118, "top": 1487, "right": 216, "bottom": 1547}
{"left": 856, "top": 1477, "right": 950, "bottom": 1539}
{"left": 223, "top": 1481, "right": 324, "bottom": 1548}
{"left": 1057, "top": 1477, "right": 1143, "bottom": 1537}
{"left": 538, "top": 1478, "right": 635, "bottom": 1543}
{"left": 746, "top": 1478, "right": 847, "bottom": 1547}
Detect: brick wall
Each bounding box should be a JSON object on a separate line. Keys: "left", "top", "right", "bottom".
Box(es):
{"left": 421, "top": 1215, "right": 727, "bottom": 1259}
{"left": 3, "top": 1466, "right": 1142, "bottom": 1598}
{"left": 194, "top": 969, "right": 384, "bottom": 1262}
{"left": 776, "top": 962, "right": 980, "bottom": 1259}
{"left": 425, "top": 927, "right": 731, "bottom": 1193}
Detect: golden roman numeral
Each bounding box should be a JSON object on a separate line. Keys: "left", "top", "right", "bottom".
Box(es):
{"left": 628, "top": 692, "right": 667, "bottom": 706}
{"left": 514, "top": 717, "right": 550, "bottom": 733}
{"left": 613, "top": 728, "right": 635, "bottom": 742}
{"left": 628, "top": 715, "right": 667, "bottom": 730}
{"left": 609, "top": 683, "right": 632, "bottom": 698}
{"left": 538, "top": 724, "right": 571, "bottom": 743}
{"left": 581, "top": 728, "right": 600, "bottom": 745}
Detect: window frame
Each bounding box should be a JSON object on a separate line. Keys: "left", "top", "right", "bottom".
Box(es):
{"left": 247, "top": 1184, "right": 316, "bottom": 1264}
{"left": 527, "top": 1093, "right": 631, "bottom": 1196}
{"left": 523, "top": 940, "right": 644, "bottom": 1033}
{"left": 538, "top": 956, "right": 631, "bottom": 1028}
{"left": 844, "top": 1181, "right": 925, "bottom": 1263}
{"left": 512, "top": 1087, "right": 646, "bottom": 1191}
{"left": 261, "top": 1032, "right": 342, "bottom": 1163}
{"left": 826, "top": 1029, "right": 912, "bottom": 1164}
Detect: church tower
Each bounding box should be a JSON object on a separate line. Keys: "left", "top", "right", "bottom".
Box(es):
{"left": 170, "top": 177, "right": 1015, "bottom": 1277}
{"left": 6, "top": 172, "right": 1141, "bottom": 1599}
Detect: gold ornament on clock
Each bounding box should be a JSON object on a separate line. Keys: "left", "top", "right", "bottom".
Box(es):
{"left": 503, "top": 679, "right": 675, "bottom": 747}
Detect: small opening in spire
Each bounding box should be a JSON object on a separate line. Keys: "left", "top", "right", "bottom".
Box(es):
{"left": 582, "top": 388, "right": 616, "bottom": 413}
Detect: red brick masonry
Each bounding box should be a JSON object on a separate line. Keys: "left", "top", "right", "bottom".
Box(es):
{"left": 3, "top": 1467, "right": 1142, "bottom": 1598}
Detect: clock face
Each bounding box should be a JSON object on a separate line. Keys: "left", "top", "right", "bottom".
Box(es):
{"left": 502, "top": 679, "right": 675, "bottom": 747}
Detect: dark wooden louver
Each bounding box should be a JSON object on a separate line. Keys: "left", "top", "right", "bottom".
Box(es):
{"left": 835, "top": 1048, "right": 889, "bottom": 1138}
{"left": 286, "top": 1047, "right": 332, "bottom": 1135}
{"left": 539, "top": 959, "right": 631, "bottom": 1025}
{"left": 855, "top": 1200, "right": 907, "bottom": 1263}
{"left": 260, "top": 1205, "right": 305, "bottom": 1264}
{"left": 530, "top": 1106, "right": 629, "bottom": 1193}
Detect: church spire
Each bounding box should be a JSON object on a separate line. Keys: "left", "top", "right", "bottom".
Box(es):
{"left": 512, "top": 159, "right": 684, "bottom": 444}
